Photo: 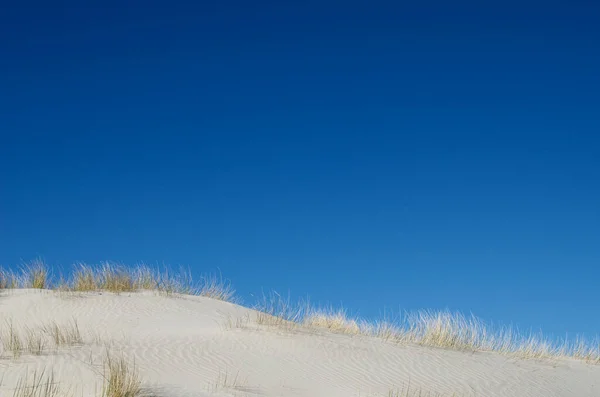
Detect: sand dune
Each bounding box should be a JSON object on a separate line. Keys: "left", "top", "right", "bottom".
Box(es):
{"left": 0, "top": 289, "right": 597, "bottom": 397}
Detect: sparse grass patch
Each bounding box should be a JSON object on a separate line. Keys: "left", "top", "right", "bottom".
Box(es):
{"left": 571, "top": 337, "right": 600, "bottom": 364}
{"left": 2, "top": 320, "right": 24, "bottom": 358}
{"left": 10, "top": 369, "right": 66, "bottom": 397}
{"left": 386, "top": 385, "right": 450, "bottom": 397}
{"left": 369, "top": 320, "right": 407, "bottom": 344}
{"left": 132, "top": 266, "right": 156, "bottom": 291}
{"left": 252, "top": 292, "right": 306, "bottom": 331}
{"left": 198, "top": 273, "right": 235, "bottom": 302}
{"left": 43, "top": 319, "right": 82, "bottom": 347}
{"left": 153, "top": 266, "right": 194, "bottom": 296}
{"left": 24, "top": 326, "right": 47, "bottom": 355}
{"left": 0, "top": 357, "right": 146, "bottom": 397}
{"left": 245, "top": 296, "right": 600, "bottom": 364}
{"left": 0, "top": 268, "right": 18, "bottom": 289}
{"left": 210, "top": 368, "right": 247, "bottom": 393}
{"left": 2, "top": 320, "right": 85, "bottom": 358}
{"left": 54, "top": 275, "right": 72, "bottom": 293}
{"left": 222, "top": 313, "right": 251, "bottom": 330}
{"left": 359, "top": 384, "right": 464, "bottom": 397}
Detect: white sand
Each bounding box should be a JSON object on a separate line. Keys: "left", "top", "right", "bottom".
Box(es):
{"left": 0, "top": 289, "right": 597, "bottom": 397}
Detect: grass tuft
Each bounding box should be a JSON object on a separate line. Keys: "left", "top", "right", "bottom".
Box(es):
{"left": 22, "top": 260, "right": 49, "bottom": 289}
{"left": 43, "top": 319, "right": 82, "bottom": 347}
{"left": 98, "top": 263, "right": 135, "bottom": 294}
{"left": 72, "top": 263, "right": 98, "bottom": 292}
{"left": 304, "top": 307, "right": 364, "bottom": 335}
{"left": 101, "top": 351, "right": 142, "bottom": 397}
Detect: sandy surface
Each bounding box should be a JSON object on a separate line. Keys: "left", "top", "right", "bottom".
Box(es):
{"left": 0, "top": 289, "right": 597, "bottom": 397}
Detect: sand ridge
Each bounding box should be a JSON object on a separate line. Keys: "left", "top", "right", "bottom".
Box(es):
{"left": 0, "top": 289, "right": 597, "bottom": 397}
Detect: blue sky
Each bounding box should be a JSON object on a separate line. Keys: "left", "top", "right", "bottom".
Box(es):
{"left": 1, "top": 1, "right": 599, "bottom": 337}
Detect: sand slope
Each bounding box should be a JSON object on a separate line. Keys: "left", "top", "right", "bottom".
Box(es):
{"left": 0, "top": 290, "right": 597, "bottom": 397}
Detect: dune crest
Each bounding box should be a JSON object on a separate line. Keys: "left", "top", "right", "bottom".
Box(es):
{"left": 0, "top": 287, "right": 597, "bottom": 397}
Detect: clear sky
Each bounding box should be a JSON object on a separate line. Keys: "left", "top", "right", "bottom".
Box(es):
{"left": 1, "top": 1, "right": 599, "bottom": 337}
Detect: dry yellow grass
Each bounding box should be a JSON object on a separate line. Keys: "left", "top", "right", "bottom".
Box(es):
{"left": 97, "top": 264, "right": 135, "bottom": 293}
{"left": 2, "top": 260, "right": 598, "bottom": 364}
{"left": 244, "top": 295, "right": 600, "bottom": 364}
{"left": 32, "top": 262, "right": 237, "bottom": 301}
{"left": 101, "top": 351, "right": 142, "bottom": 397}
{"left": 72, "top": 264, "right": 98, "bottom": 292}
{"left": 43, "top": 320, "right": 82, "bottom": 347}
{"left": 198, "top": 273, "right": 235, "bottom": 301}
{"left": 21, "top": 260, "right": 49, "bottom": 289}
{"left": 1, "top": 261, "right": 236, "bottom": 303}
{"left": 303, "top": 307, "right": 363, "bottom": 335}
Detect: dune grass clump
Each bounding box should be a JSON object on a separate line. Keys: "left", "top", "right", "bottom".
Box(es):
{"left": 303, "top": 307, "right": 364, "bottom": 335}
{"left": 403, "top": 311, "right": 489, "bottom": 352}
{"left": 22, "top": 260, "right": 49, "bottom": 289}
{"left": 97, "top": 264, "right": 135, "bottom": 294}
{"left": 101, "top": 351, "right": 142, "bottom": 397}
{"left": 71, "top": 264, "right": 98, "bottom": 292}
